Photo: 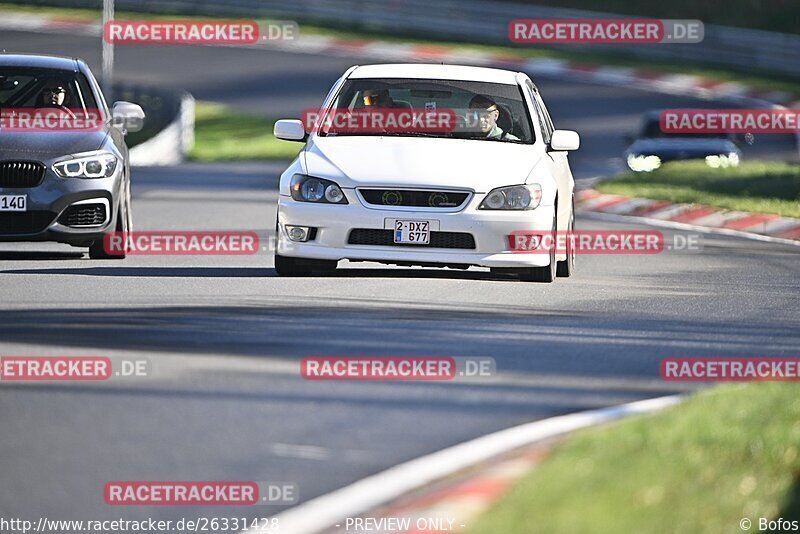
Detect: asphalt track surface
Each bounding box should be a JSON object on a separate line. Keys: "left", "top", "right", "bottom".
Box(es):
{"left": 1, "top": 30, "right": 799, "bottom": 530}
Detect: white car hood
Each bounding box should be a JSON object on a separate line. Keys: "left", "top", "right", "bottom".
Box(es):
{"left": 304, "top": 136, "right": 541, "bottom": 193}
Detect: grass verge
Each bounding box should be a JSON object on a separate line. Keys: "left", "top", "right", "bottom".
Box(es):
{"left": 468, "top": 383, "right": 800, "bottom": 534}
{"left": 189, "top": 102, "right": 300, "bottom": 161}
{"left": 596, "top": 161, "right": 800, "bottom": 218}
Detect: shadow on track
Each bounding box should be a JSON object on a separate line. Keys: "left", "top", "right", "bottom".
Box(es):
{"left": 0, "top": 304, "right": 797, "bottom": 377}
{"left": 0, "top": 251, "right": 85, "bottom": 261}
{"left": 2, "top": 267, "right": 276, "bottom": 278}
{"left": 0, "top": 266, "right": 524, "bottom": 281}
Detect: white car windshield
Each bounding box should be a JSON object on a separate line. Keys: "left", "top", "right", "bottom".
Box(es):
{"left": 319, "top": 78, "right": 535, "bottom": 144}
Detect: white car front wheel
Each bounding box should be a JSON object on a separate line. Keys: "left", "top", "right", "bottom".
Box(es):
{"left": 274, "top": 253, "right": 337, "bottom": 276}
{"left": 556, "top": 198, "right": 575, "bottom": 278}
{"left": 518, "top": 206, "right": 557, "bottom": 283}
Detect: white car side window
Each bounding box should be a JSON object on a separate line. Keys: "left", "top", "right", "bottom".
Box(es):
{"left": 526, "top": 82, "right": 552, "bottom": 144}
{"left": 534, "top": 90, "right": 556, "bottom": 138}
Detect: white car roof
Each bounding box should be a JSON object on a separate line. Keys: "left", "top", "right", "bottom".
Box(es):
{"left": 348, "top": 64, "right": 522, "bottom": 85}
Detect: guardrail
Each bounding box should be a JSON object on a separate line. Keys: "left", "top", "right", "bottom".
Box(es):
{"left": 15, "top": 0, "right": 800, "bottom": 77}
{"left": 113, "top": 84, "right": 194, "bottom": 166}
{"left": 129, "top": 92, "right": 194, "bottom": 166}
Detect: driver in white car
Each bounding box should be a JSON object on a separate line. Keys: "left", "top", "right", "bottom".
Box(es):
{"left": 468, "top": 94, "right": 519, "bottom": 141}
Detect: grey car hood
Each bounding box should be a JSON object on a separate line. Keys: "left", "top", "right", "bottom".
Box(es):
{"left": 0, "top": 131, "right": 109, "bottom": 161}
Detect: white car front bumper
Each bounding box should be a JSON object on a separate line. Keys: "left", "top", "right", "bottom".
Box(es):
{"left": 277, "top": 190, "right": 557, "bottom": 268}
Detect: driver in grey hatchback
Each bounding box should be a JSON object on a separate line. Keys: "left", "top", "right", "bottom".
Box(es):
{"left": 38, "top": 78, "right": 76, "bottom": 118}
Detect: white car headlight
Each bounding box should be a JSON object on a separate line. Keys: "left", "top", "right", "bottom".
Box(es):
{"left": 54, "top": 153, "right": 118, "bottom": 179}
{"left": 290, "top": 174, "right": 348, "bottom": 204}
{"left": 479, "top": 184, "right": 542, "bottom": 210}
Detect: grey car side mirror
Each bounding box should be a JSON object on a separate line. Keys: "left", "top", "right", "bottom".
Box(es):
{"left": 112, "top": 101, "right": 146, "bottom": 133}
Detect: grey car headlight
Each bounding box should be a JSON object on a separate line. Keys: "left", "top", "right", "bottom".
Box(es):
{"left": 705, "top": 152, "right": 740, "bottom": 169}
{"left": 626, "top": 154, "right": 662, "bottom": 172}
{"left": 290, "top": 174, "right": 348, "bottom": 204}
{"left": 53, "top": 153, "right": 118, "bottom": 179}
{"left": 479, "top": 184, "right": 542, "bottom": 210}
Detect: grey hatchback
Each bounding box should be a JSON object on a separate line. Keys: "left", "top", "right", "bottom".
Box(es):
{"left": 0, "top": 54, "right": 144, "bottom": 258}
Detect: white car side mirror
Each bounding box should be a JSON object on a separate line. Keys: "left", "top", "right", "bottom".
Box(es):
{"left": 111, "top": 101, "right": 145, "bottom": 133}
{"left": 550, "top": 129, "right": 580, "bottom": 151}
{"left": 274, "top": 119, "right": 306, "bottom": 142}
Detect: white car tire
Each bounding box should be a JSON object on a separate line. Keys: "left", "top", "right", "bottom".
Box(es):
{"left": 556, "top": 198, "right": 575, "bottom": 278}
{"left": 519, "top": 207, "right": 557, "bottom": 283}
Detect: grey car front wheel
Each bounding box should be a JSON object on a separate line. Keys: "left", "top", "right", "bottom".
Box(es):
{"left": 89, "top": 201, "right": 127, "bottom": 260}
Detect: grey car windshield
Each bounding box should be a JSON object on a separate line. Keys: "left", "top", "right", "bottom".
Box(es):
{"left": 0, "top": 68, "right": 99, "bottom": 113}
{"left": 322, "top": 78, "right": 535, "bottom": 144}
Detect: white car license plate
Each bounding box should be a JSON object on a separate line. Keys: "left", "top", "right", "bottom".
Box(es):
{"left": 394, "top": 219, "right": 431, "bottom": 244}
{"left": 0, "top": 195, "right": 26, "bottom": 212}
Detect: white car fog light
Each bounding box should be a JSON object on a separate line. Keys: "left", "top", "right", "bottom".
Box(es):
{"left": 509, "top": 233, "right": 543, "bottom": 251}
{"left": 286, "top": 226, "right": 310, "bottom": 242}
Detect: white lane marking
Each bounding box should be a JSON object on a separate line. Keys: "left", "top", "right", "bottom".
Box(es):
{"left": 268, "top": 443, "right": 375, "bottom": 463}
{"left": 269, "top": 443, "right": 332, "bottom": 461}
{"left": 591, "top": 66, "right": 636, "bottom": 84}
{"left": 254, "top": 395, "right": 681, "bottom": 534}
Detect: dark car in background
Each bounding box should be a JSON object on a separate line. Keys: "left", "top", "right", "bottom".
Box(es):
{"left": 624, "top": 110, "right": 742, "bottom": 172}
{"left": 0, "top": 54, "right": 144, "bottom": 258}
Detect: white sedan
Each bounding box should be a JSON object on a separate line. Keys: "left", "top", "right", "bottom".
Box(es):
{"left": 273, "top": 63, "right": 579, "bottom": 282}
